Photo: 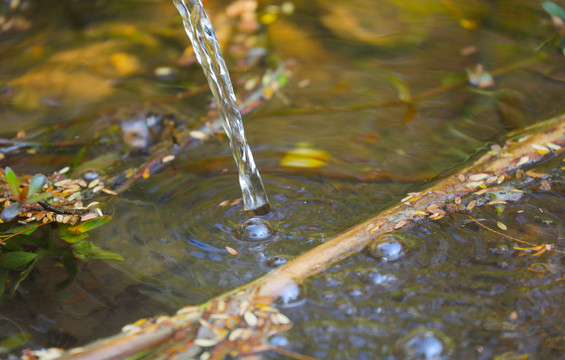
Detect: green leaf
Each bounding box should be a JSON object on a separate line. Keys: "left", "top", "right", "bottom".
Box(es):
{"left": 3, "top": 222, "right": 40, "bottom": 235}
{"left": 542, "top": 1, "right": 565, "bottom": 20}
{"left": 27, "top": 174, "right": 47, "bottom": 197}
{"left": 58, "top": 225, "right": 89, "bottom": 243}
{"left": 0, "top": 251, "right": 37, "bottom": 269}
{"left": 9, "top": 258, "right": 37, "bottom": 297}
{"left": 72, "top": 240, "right": 124, "bottom": 261}
{"left": 25, "top": 192, "right": 51, "bottom": 204}
{"left": 0, "top": 333, "right": 30, "bottom": 354}
{"left": 1, "top": 201, "right": 22, "bottom": 222}
{"left": 0, "top": 332, "right": 31, "bottom": 354}
{"left": 4, "top": 167, "right": 20, "bottom": 198}
{"left": 68, "top": 215, "right": 112, "bottom": 233}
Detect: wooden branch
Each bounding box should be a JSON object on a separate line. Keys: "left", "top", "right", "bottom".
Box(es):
{"left": 51, "top": 113, "right": 565, "bottom": 360}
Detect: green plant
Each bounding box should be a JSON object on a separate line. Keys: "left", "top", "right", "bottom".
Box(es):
{"left": 0, "top": 216, "right": 122, "bottom": 298}
{"left": 1, "top": 167, "right": 50, "bottom": 222}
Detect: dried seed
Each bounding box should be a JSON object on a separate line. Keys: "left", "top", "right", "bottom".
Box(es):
{"left": 474, "top": 188, "right": 490, "bottom": 195}
{"left": 162, "top": 155, "right": 175, "bottom": 163}
{"left": 276, "top": 313, "right": 291, "bottom": 324}
{"left": 497, "top": 221, "right": 507, "bottom": 231}
{"left": 497, "top": 175, "right": 505, "bottom": 184}
{"left": 516, "top": 156, "right": 529, "bottom": 167}
{"left": 228, "top": 328, "right": 244, "bottom": 341}
{"left": 190, "top": 130, "right": 208, "bottom": 140}
{"left": 218, "top": 200, "right": 229, "bottom": 207}
{"left": 465, "top": 181, "right": 483, "bottom": 189}
{"left": 509, "top": 189, "right": 524, "bottom": 193}
{"left": 433, "top": 190, "right": 447, "bottom": 195}
{"left": 468, "top": 173, "right": 489, "bottom": 181}
{"left": 200, "top": 351, "right": 211, "bottom": 360}
{"left": 531, "top": 144, "right": 549, "bottom": 153}
{"left": 81, "top": 212, "right": 98, "bottom": 222}
{"left": 88, "top": 179, "right": 100, "bottom": 188}
{"left": 525, "top": 171, "right": 547, "bottom": 178}
{"left": 244, "top": 311, "right": 258, "bottom": 327}
{"left": 225, "top": 246, "right": 238, "bottom": 255}
{"left": 101, "top": 188, "right": 118, "bottom": 195}
{"left": 540, "top": 179, "right": 551, "bottom": 191}
{"left": 394, "top": 220, "right": 408, "bottom": 229}
{"left": 56, "top": 214, "right": 64, "bottom": 223}
{"left": 85, "top": 202, "right": 100, "bottom": 208}
{"left": 426, "top": 204, "right": 445, "bottom": 214}
{"left": 429, "top": 213, "right": 444, "bottom": 220}
{"left": 487, "top": 200, "right": 507, "bottom": 205}
{"left": 458, "top": 174, "right": 466, "bottom": 183}
{"left": 217, "top": 300, "right": 225, "bottom": 312}
{"left": 193, "top": 338, "right": 221, "bottom": 347}
{"left": 177, "top": 306, "right": 199, "bottom": 315}
{"left": 59, "top": 166, "right": 70, "bottom": 174}
{"left": 401, "top": 195, "right": 413, "bottom": 203}
{"left": 485, "top": 176, "right": 498, "bottom": 184}
{"left": 546, "top": 142, "right": 561, "bottom": 151}
{"left": 240, "top": 328, "right": 253, "bottom": 341}
{"left": 466, "top": 199, "right": 477, "bottom": 210}
{"left": 54, "top": 179, "right": 71, "bottom": 187}
{"left": 95, "top": 208, "right": 103, "bottom": 216}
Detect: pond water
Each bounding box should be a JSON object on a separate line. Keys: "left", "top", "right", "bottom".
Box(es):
{"left": 1, "top": 0, "right": 565, "bottom": 358}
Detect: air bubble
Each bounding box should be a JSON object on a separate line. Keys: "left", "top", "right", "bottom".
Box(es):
{"left": 369, "top": 236, "right": 405, "bottom": 261}
{"left": 237, "top": 217, "right": 274, "bottom": 241}
{"left": 396, "top": 329, "right": 452, "bottom": 360}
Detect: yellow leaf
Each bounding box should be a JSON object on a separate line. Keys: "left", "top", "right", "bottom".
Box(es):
{"left": 281, "top": 144, "right": 330, "bottom": 168}
{"left": 109, "top": 53, "right": 140, "bottom": 76}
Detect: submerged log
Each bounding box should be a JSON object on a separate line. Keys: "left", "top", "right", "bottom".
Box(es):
{"left": 47, "top": 113, "right": 565, "bottom": 360}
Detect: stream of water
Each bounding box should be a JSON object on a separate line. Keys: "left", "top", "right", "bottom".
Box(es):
{"left": 172, "top": 0, "right": 270, "bottom": 215}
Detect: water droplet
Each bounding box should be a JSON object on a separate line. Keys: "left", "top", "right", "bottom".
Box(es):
{"left": 266, "top": 255, "right": 288, "bottom": 267}
{"left": 82, "top": 170, "right": 99, "bottom": 181}
{"left": 320, "top": 290, "right": 337, "bottom": 302}
{"left": 237, "top": 217, "right": 274, "bottom": 241}
{"left": 396, "top": 329, "right": 451, "bottom": 360}
{"left": 360, "top": 269, "right": 388, "bottom": 285}
{"left": 369, "top": 236, "right": 405, "bottom": 261}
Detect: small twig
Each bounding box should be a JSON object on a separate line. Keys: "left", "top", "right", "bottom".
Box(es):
{"left": 468, "top": 216, "right": 565, "bottom": 254}
{"left": 0, "top": 220, "right": 53, "bottom": 245}
{"left": 38, "top": 201, "right": 90, "bottom": 216}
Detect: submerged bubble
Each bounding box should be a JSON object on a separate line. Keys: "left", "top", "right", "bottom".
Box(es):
{"left": 368, "top": 236, "right": 405, "bottom": 261}
{"left": 266, "top": 255, "right": 288, "bottom": 267}
{"left": 276, "top": 282, "right": 307, "bottom": 308}
{"left": 396, "top": 329, "right": 451, "bottom": 360}
{"left": 237, "top": 217, "right": 274, "bottom": 241}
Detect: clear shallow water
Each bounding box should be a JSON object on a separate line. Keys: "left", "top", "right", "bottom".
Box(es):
{"left": 1, "top": 0, "right": 565, "bottom": 356}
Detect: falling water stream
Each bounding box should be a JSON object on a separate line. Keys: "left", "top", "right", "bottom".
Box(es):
{"left": 172, "top": 0, "right": 270, "bottom": 215}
